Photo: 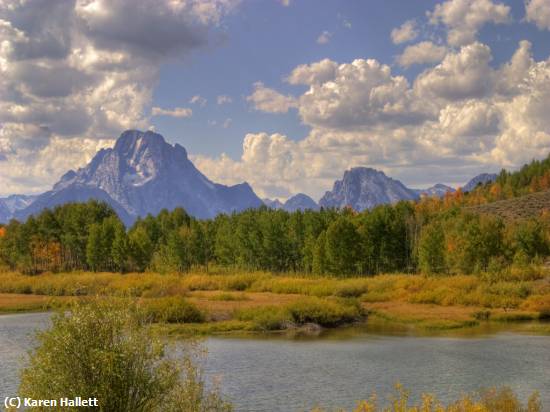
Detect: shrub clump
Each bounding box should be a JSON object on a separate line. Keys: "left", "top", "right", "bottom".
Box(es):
{"left": 286, "top": 297, "right": 363, "bottom": 327}
{"left": 142, "top": 296, "right": 205, "bottom": 323}
{"left": 18, "top": 299, "right": 231, "bottom": 411}
{"left": 236, "top": 306, "right": 291, "bottom": 331}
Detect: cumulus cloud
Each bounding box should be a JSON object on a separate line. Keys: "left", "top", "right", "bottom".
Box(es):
{"left": 0, "top": 0, "right": 237, "bottom": 195}
{"left": 428, "top": 0, "right": 511, "bottom": 46}
{"left": 391, "top": 20, "right": 418, "bottom": 44}
{"left": 316, "top": 31, "right": 332, "bottom": 45}
{"left": 296, "top": 59, "right": 432, "bottom": 129}
{"left": 414, "top": 42, "right": 494, "bottom": 101}
{"left": 525, "top": 0, "right": 550, "bottom": 31}
{"left": 246, "top": 82, "right": 297, "bottom": 114}
{"left": 196, "top": 41, "right": 550, "bottom": 199}
{"left": 397, "top": 41, "right": 447, "bottom": 68}
{"left": 287, "top": 59, "right": 338, "bottom": 85}
{"left": 151, "top": 107, "right": 192, "bottom": 118}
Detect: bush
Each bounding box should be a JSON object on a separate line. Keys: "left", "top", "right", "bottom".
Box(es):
{"left": 142, "top": 296, "right": 205, "bottom": 323}
{"left": 18, "top": 299, "right": 231, "bottom": 411}
{"left": 236, "top": 306, "right": 291, "bottom": 331}
{"left": 286, "top": 297, "right": 362, "bottom": 327}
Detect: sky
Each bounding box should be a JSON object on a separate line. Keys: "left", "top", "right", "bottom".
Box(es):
{"left": 1, "top": 0, "right": 550, "bottom": 201}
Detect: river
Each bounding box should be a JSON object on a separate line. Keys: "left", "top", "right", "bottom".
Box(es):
{"left": 1, "top": 313, "right": 549, "bottom": 411}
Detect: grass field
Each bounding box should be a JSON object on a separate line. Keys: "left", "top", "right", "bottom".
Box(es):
{"left": 0, "top": 269, "right": 549, "bottom": 334}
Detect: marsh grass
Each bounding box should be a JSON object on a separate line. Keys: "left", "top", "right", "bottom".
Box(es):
{"left": 140, "top": 296, "right": 205, "bottom": 323}
{"left": 235, "top": 297, "right": 363, "bottom": 330}
{"left": 1, "top": 269, "right": 550, "bottom": 329}
{"left": 311, "top": 383, "right": 541, "bottom": 412}
{"left": 209, "top": 292, "right": 251, "bottom": 301}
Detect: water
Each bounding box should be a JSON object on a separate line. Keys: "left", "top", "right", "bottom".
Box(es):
{"left": 0, "top": 313, "right": 50, "bottom": 398}
{"left": 1, "top": 313, "right": 549, "bottom": 411}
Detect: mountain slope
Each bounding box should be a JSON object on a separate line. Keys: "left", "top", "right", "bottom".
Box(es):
{"left": 463, "top": 173, "right": 497, "bottom": 192}
{"left": 283, "top": 193, "right": 319, "bottom": 212}
{"left": 413, "top": 184, "right": 455, "bottom": 198}
{"left": 467, "top": 190, "right": 550, "bottom": 220}
{"left": 0, "top": 195, "right": 37, "bottom": 223}
{"left": 17, "top": 130, "right": 263, "bottom": 224}
{"left": 319, "top": 167, "right": 419, "bottom": 211}
{"left": 263, "top": 198, "right": 283, "bottom": 209}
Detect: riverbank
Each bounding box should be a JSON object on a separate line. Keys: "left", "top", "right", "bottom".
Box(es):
{"left": 1, "top": 268, "right": 549, "bottom": 336}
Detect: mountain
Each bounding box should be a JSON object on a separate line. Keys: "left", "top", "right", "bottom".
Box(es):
{"left": 413, "top": 184, "right": 456, "bottom": 198}
{"left": 0, "top": 202, "right": 9, "bottom": 223}
{"left": 463, "top": 173, "right": 498, "bottom": 192}
{"left": 16, "top": 130, "right": 263, "bottom": 225}
{"left": 263, "top": 198, "right": 284, "bottom": 209}
{"left": 0, "top": 194, "right": 37, "bottom": 223}
{"left": 283, "top": 193, "right": 319, "bottom": 212}
{"left": 319, "top": 167, "right": 419, "bottom": 211}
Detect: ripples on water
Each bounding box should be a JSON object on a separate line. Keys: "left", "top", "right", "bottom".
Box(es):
{"left": 0, "top": 313, "right": 50, "bottom": 397}
{"left": 1, "top": 313, "right": 549, "bottom": 412}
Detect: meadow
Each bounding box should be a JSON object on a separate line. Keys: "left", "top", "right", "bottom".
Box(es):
{"left": 0, "top": 267, "right": 549, "bottom": 335}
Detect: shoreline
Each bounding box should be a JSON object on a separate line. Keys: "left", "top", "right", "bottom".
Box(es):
{"left": 2, "top": 292, "right": 549, "bottom": 338}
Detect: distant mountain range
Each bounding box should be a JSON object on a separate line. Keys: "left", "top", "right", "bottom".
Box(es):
{"left": 0, "top": 129, "right": 500, "bottom": 223}
{"left": 12, "top": 130, "right": 263, "bottom": 225}
{"left": 413, "top": 183, "right": 456, "bottom": 198}
{"left": 0, "top": 195, "right": 37, "bottom": 223}
{"left": 319, "top": 167, "right": 418, "bottom": 211}
{"left": 263, "top": 193, "right": 319, "bottom": 212}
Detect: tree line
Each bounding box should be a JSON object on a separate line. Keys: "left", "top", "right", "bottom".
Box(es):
{"left": 0, "top": 197, "right": 548, "bottom": 276}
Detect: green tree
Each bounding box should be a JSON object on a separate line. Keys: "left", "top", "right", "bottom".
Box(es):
{"left": 129, "top": 226, "right": 154, "bottom": 271}
{"left": 312, "top": 230, "right": 328, "bottom": 274}
{"left": 418, "top": 221, "right": 446, "bottom": 275}
{"left": 111, "top": 220, "right": 129, "bottom": 272}
{"left": 325, "top": 217, "right": 360, "bottom": 275}
{"left": 86, "top": 223, "right": 104, "bottom": 271}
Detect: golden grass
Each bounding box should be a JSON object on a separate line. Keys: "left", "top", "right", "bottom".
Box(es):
{"left": 312, "top": 384, "right": 541, "bottom": 412}
{"left": 187, "top": 291, "right": 301, "bottom": 321}
{"left": 0, "top": 293, "right": 72, "bottom": 313}
{"left": 0, "top": 269, "right": 549, "bottom": 332}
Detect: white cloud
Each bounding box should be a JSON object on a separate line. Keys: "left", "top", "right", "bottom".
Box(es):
{"left": 246, "top": 82, "right": 297, "bottom": 114}
{"left": 525, "top": 0, "right": 550, "bottom": 31}
{"left": 151, "top": 106, "right": 192, "bottom": 118}
{"left": 428, "top": 0, "right": 511, "bottom": 46}
{"left": 280, "top": 0, "right": 291, "bottom": 6}
{"left": 397, "top": 41, "right": 447, "bottom": 68}
{"left": 190, "top": 95, "right": 207, "bottom": 106}
{"left": 391, "top": 20, "right": 418, "bottom": 44}
{"left": 196, "top": 41, "right": 550, "bottom": 199}
{"left": 0, "top": 0, "right": 237, "bottom": 195}
{"left": 296, "top": 58, "right": 431, "bottom": 129}
{"left": 316, "top": 31, "right": 332, "bottom": 45}
{"left": 414, "top": 42, "right": 494, "bottom": 101}
{"left": 217, "top": 95, "right": 232, "bottom": 105}
{"left": 287, "top": 59, "right": 338, "bottom": 85}
{"left": 222, "top": 118, "right": 232, "bottom": 128}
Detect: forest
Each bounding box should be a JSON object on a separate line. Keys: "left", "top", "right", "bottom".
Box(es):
{"left": 1, "top": 154, "right": 550, "bottom": 277}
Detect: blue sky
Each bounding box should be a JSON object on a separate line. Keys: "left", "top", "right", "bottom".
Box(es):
{"left": 152, "top": 0, "right": 550, "bottom": 160}
{"left": 1, "top": 0, "right": 550, "bottom": 199}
